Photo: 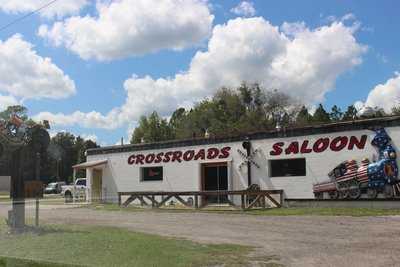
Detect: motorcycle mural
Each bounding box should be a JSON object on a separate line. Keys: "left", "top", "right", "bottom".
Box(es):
{"left": 313, "top": 128, "right": 399, "bottom": 199}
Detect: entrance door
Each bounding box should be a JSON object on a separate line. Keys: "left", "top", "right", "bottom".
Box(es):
{"left": 202, "top": 163, "right": 228, "bottom": 204}
{"left": 92, "top": 169, "right": 102, "bottom": 202}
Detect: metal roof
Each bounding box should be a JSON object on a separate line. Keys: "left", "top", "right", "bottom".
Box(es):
{"left": 72, "top": 159, "right": 108, "bottom": 170}
{"left": 87, "top": 115, "right": 400, "bottom": 156}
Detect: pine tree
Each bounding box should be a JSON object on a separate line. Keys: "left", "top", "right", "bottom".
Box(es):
{"left": 296, "top": 106, "right": 312, "bottom": 125}
{"left": 342, "top": 105, "right": 358, "bottom": 121}
{"left": 312, "top": 104, "right": 331, "bottom": 123}
{"left": 330, "top": 105, "right": 343, "bottom": 122}
{"left": 393, "top": 106, "right": 400, "bottom": 115}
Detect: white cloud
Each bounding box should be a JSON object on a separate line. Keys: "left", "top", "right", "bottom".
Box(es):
{"left": 35, "top": 17, "right": 366, "bottom": 129}
{"left": 0, "top": 94, "right": 19, "bottom": 110}
{"left": 0, "top": 34, "right": 76, "bottom": 101}
{"left": 354, "top": 100, "right": 365, "bottom": 111}
{"left": 0, "top": 0, "right": 88, "bottom": 19}
{"left": 341, "top": 13, "right": 356, "bottom": 22}
{"left": 38, "top": 0, "right": 214, "bottom": 61}
{"left": 35, "top": 110, "right": 119, "bottom": 129}
{"left": 79, "top": 133, "right": 98, "bottom": 142}
{"left": 281, "top": 22, "right": 307, "bottom": 37}
{"left": 230, "top": 1, "right": 256, "bottom": 17}
{"left": 358, "top": 73, "right": 400, "bottom": 113}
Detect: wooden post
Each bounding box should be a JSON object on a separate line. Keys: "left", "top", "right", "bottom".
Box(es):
{"left": 118, "top": 193, "right": 122, "bottom": 206}
{"left": 280, "top": 191, "right": 284, "bottom": 208}
{"left": 241, "top": 193, "right": 245, "bottom": 210}
{"left": 10, "top": 148, "right": 25, "bottom": 230}
{"left": 35, "top": 152, "right": 40, "bottom": 227}
{"left": 194, "top": 194, "right": 199, "bottom": 209}
{"left": 262, "top": 194, "right": 266, "bottom": 209}
{"left": 72, "top": 168, "right": 77, "bottom": 204}
{"left": 242, "top": 139, "right": 252, "bottom": 187}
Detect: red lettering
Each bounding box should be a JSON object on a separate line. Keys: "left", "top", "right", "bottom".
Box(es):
{"left": 219, "top": 147, "right": 231, "bottom": 159}
{"left": 270, "top": 142, "right": 284, "bottom": 156}
{"left": 313, "top": 138, "right": 329, "bottom": 153}
{"left": 348, "top": 135, "right": 367, "bottom": 150}
{"left": 300, "top": 140, "right": 312, "bottom": 154}
{"left": 163, "top": 152, "right": 173, "bottom": 163}
{"left": 207, "top": 148, "right": 219, "bottom": 159}
{"left": 285, "top": 142, "right": 299, "bottom": 155}
{"left": 172, "top": 151, "right": 182, "bottom": 162}
{"left": 145, "top": 153, "right": 155, "bottom": 164}
{"left": 183, "top": 150, "right": 195, "bottom": 161}
{"left": 155, "top": 152, "right": 164, "bottom": 163}
{"left": 330, "top": 136, "right": 348, "bottom": 152}
{"left": 128, "top": 155, "right": 135, "bottom": 165}
{"left": 194, "top": 149, "right": 205, "bottom": 160}
{"left": 135, "top": 154, "right": 145, "bottom": 165}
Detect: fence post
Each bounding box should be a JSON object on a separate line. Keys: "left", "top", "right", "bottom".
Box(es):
{"left": 262, "top": 193, "right": 266, "bottom": 209}
{"left": 194, "top": 194, "right": 199, "bottom": 209}
{"left": 118, "top": 193, "right": 121, "bottom": 207}
{"left": 241, "top": 193, "right": 245, "bottom": 210}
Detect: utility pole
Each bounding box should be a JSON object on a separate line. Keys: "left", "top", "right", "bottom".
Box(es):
{"left": 35, "top": 152, "right": 40, "bottom": 227}
{"left": 1, "top": 115, "right": 50, "bottom": 232}
{"left": 10, "top": 147, "right": 25, "bottom": 230}
{"left": 242, "top": 138, "right": 252, "bottom": 187}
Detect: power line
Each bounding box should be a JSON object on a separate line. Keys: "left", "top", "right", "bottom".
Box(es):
{"left": 0, "top": 0, "right": 59, "bottom": 33}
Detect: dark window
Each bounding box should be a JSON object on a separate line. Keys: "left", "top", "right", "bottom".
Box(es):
{"left": 76, "top": 179, "right": 86, "bottom": 186}
{"left": 270, "top": 158, "right": 306, "bottom": 177}
{"left": 141, "top": 167, "right": 163, "bottom": 181}
{"left": 203, "top": 164, "right": 228, "bottom": 203}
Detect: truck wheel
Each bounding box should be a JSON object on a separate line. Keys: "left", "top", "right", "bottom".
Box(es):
{"left": 367, "top": 188, "right": 378, "bottom": 199}
{"left": 349, "top": 188, "right": 361, "bottom": 199}
{"left": 383, "top": 184, "right": 394, "bottom": 198}
{"left": 329, "top": 191, "right": 339, "bottom": 199}
{"left": 315, "top": 192, "right": 323, "bottom": 199}
{"left": 340, "top": 190, "right": 350, "bottom": 199}
{"left": 349, "top": 181, "right": 361, "bottom": 199}
{"left": 65, "top": 192, "right": 73, "bottom": 203}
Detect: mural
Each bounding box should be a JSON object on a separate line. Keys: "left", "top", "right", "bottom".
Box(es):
{"left": 313, "top": 128, "right": 399, "bottom": 199}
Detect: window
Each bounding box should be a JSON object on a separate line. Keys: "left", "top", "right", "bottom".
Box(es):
{"left": 141, "top": 166, "right": 163, "bottom": 181}
{"left": 269, "top": 158, "right": 306, "bottom": 177}
{"left": 76, "top": 179, "right": 86, "bottom": 186}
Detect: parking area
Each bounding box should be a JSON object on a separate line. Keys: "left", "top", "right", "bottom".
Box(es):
{"left": 1, "top": 203, "right": 400, "bottom": 267}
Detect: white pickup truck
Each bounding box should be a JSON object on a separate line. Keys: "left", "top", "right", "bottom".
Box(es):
{"left": 61, "top": 178, "right": 87, "bottom": 203}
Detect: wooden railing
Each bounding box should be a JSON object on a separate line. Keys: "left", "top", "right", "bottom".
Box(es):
{"left": 118, "top": 190, "right": 284, "bottom": 210}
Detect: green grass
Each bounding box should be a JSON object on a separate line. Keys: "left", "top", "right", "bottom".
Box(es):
{"left": 246, "top": 207, "right": 400, "bottom": 216}
{"left": 0, "top": 256, "right": 76, "bottom": 267}
{"left": 0, "top": 192, "right": 9, "bottom": 202}
{"left": 0, "top": 222, "right": 257, "bottom": 267}
{"left": 0, "top": 195, "right": 65, "bottom": 204}
{"left": 90, "top": 203, "right": 400, "bottom": 217}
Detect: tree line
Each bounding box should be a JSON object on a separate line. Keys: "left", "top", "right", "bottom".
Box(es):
{"left": 1, "top": 84, "right": 398, "bottom": 182}
{"left": 131, "top": 83, "right": 400, "bottom": 144}
{"left": 0, "top": 106, "right": 99, "bottom": 184}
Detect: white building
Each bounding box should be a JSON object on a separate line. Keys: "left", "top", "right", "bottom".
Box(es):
{"left": 77, "top": 116, "right": 400, "bottom": 203}
{"left": 0, "top": 176, "right": 10, "bottom": 192}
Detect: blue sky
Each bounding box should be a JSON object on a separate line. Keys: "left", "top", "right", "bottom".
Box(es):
{"left": 0, "top": 0, "right": 399, "bottom": 145}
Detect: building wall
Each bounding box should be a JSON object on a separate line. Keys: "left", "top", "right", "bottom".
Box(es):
{"left": 0, "top": 176, "right": 10, "bottom": 192}
{"left": 87, "top": 126, "right": 400, "bottom": 202}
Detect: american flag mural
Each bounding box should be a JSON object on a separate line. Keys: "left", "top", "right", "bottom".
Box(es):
{"left": 313, "top": 128, "right": 399, "bottom": 199}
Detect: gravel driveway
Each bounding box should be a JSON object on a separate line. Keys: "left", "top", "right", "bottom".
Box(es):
{"left": 1, "top": 202, "right": 400, "bottom": 267}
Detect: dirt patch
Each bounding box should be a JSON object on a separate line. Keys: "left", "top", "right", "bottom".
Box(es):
{"left": 1, "top": 204, "right": 400, "bottom": 266}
